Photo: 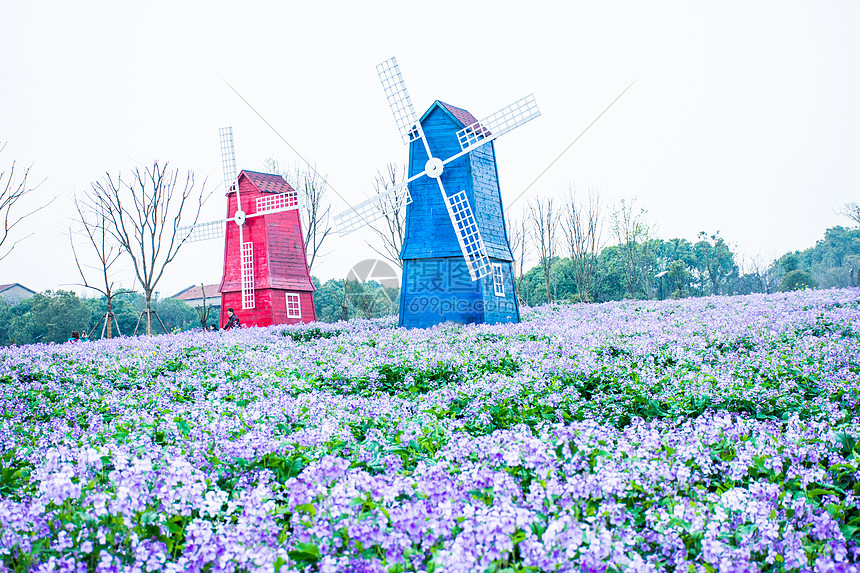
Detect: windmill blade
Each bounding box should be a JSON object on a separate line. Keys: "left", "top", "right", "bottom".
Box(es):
{"left": 377, "top": 57, "right": 421, "bottom": 145}
{"left": 220, "top": 126, "right": 246, "bottom": 227}
{"left": 241, "top": 239, "right": 255, "bottom": 310}
{"left": 455, "top": 94, "right": 541, "bottom": 154}
{"left": 178, "top": 219, "right": 227, "bottom": 243}
{"left": 333, "top": 182, "right": 412, "bottom": 236}
{"left": 220, "top": 127, "right": 239, "bottom": 191}
{"left": 247, "top": 190, "right": 300, "bottom": 218}
{"left": 440, "top": 184, "right": 492, "bottom": 281}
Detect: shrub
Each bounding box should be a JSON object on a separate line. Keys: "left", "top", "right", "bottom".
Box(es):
{"left": 780, "top": 269, "right": 818, "bottom": 291}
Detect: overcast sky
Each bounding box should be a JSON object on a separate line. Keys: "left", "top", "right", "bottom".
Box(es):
{"left": 1, "top": 1, "right": 858, "bottom": 297}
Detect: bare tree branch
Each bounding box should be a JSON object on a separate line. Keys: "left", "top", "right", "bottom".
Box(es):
{"left": 840, "top": 202, "right": 860, "bottom": 226}
{"left": 366, "top": 163, "right": 407, "bottom": 268}
{"left": 263, "top": 157, "right": 333, "bottom": 271}
{"left": 0, "top": 142, "right": 51, "bottom": 261}
{"left": 560, "top": 185, "right": 603, "bottom": 303}
{"left": 610, "top": 198, "right": 651, "bottom": 299}
{"left": 506, "top": 210, "right": 529, "bottom": 304}
{"left": 89, "top": 161, "right": 207, "bottom": 335}
{"left": 68, "top": 193, "right": 135, "bottom": 338}
{"left": 529, "top": 197, "right": 559, "bottom": 304}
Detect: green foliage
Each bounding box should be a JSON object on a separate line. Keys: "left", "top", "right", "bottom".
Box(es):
{"left": 0, "top": 290, "right": 204, "bottom": 345}
{"left": 782, "top": 253, "right": 801, "bottom": 273}
{"left": 28, "top": 290, "right": 92, "bottom": 344}
{"left": 695, "top": 231, "right": 738, "bottom": 296}
{"left": 775, "top": 227, "right": 860, "bottom": 289}
{"left": 515, "top": 236, "right": 745, "bottom": 304}
{"left": 667, "top": 260, "right": 691, "bottom": 297}
{"left": 0, "top": 299, "right": 28, "bottom": 345}
{"left": 313, "top": 278, "right": 347, "bottom": 322}
{"left": 516, "top": 257, "right": 579, "bottom": 306}
{"left": 84, "top": 294, "right": 141, "bottom": 339}
{"left": 313, "top": 277, "right": 400, "bottom": 323}
{"left": 781, "top": 269, "right": 818, "bottom": 292}
{"left": 282, "top": 326, "right": 341, "bottom": 342}
{"left": 153, "top": 297, "right": 199, "bottom": 333}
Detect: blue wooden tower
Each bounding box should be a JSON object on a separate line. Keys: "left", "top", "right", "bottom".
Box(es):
{"left": 334, "top": 57, "right": 540, "bottom": 328}
{"left": 399, "top": 101, "right": 520, "bottom": 327}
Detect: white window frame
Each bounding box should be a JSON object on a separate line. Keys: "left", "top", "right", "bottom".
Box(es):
{"left": 286, "top": 293, "right": 301, "bottom": 318}
{"left": 492, "top": 263, "right": 504, "bottom": 297}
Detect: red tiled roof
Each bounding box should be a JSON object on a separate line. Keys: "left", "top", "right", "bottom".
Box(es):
{"left": 241, "top": 171, "right": 297, "bottom": 195}
{"left": 0, "top": 283, "right": 34, "bottom": 293}
{"left": 172, "top": 284, "right": 222, "bottom": 301}
{"left": 439, "top": 101, "right": 480, "bottom": 128}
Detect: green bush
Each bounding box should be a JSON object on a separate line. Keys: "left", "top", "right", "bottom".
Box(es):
{"left": 780, "top": 269, "right": 817, "bottom": 292}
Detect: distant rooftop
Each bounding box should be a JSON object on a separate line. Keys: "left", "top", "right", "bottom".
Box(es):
{"left": 172, "top": 284, "right": 221, "bottom": 301}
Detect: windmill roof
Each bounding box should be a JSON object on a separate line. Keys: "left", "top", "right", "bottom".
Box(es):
{"left": 438, "top": 101, "right": 480, "bottom": 128}
{"left": 420, "top": 101, "right": 491, "bottom": 138}
{"left": 171, "top": 284, "right": 222, "bottom": 301}
{"left": 229, "top": 171, "right": 297, "bottom": 195}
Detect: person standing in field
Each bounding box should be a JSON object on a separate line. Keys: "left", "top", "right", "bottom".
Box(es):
{"left": 223, "top": 308, "right": 241, "bottom": 330}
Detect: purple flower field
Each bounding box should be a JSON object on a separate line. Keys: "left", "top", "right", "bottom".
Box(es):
{"left": 2, "top": 289, "right": 860, "bottom": 573}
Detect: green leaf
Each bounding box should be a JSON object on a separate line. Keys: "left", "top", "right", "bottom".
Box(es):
{"left": 294, "top": 503, "right": 316, "bottom": 517}
{"left": 288, "top": 541, "right": 320, "bottom": 563}
{"left": 176, "top": 418, "right": 191, "bottom": 436}
{"left": 841, "top": 524, "right": 860, "bottom": 540}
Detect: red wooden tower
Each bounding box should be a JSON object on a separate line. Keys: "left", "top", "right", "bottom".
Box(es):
{"left": 178, "top": 127, "right": 317, "bottom": 328}
{"left": 218, "top": 170, "right": 316, "bottom": 327}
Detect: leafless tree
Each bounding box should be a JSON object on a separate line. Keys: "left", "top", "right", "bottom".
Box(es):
{"left": 506, "top": 211, "right": 529, "bottom": 303}
{"left": 840, "top": 202, "right": 860, "bottom": 226}
{"left": 0, "top": 143, "right": 49, "bottom": 261}
{"left": 367, "top": 163, "right": 407, "bottom": 268}
{"left": 90, "top": 161, "right": 207, "bottom": 335}
{"left": 262, "top": 157, "right": 333, "bottom": 271}
{"left": 740, "top": 251, "right": 772, "bottom": 294}
{"left": 346, "top": 281, "right": 384, "bottom": 319}
{"left": 196, "top": 284, "right": 215, "bottom": 330}
{"left": 560, "top": 186, "right": 603, "bottom": 302}
{"left": 69, "top": 194, "right": 134, "bottom": 339}
{"left": 334, "top": 279, "right": 357, "bottom": 322}
{"left": 529, "top": 197, "right": 559, "bottom": 304}
{"left": 610, "top": 198, "right": 651, "bottom": 299}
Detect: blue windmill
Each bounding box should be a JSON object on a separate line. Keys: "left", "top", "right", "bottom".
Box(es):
{"left": 335, "top": 57, "right": 540, "bottom": 328}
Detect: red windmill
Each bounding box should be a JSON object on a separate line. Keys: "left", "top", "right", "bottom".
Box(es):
{"left": 179, "top": 127, "right": 316, "bottom": 327}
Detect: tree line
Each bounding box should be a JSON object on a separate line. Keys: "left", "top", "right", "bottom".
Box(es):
{"left": 0, "top": 280, "right": 401, "bottom": 345}
{"left": 0, "top": 291, "right": 200, "bottom": 346}
{"left": 513, "top": 192, "right": 860, "bottom": 306}
{"left": 1, "top": 218, "right": 857, "bottom": 344}
{"left": 2, "top": 139, "right": 858, "bottom": 343}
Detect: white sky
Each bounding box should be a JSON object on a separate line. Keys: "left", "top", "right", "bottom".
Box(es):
{"left": 1, "top": 1, "right": 858, "bottom": 297}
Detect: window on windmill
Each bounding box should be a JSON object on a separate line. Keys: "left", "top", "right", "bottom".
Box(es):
{"left": 492, "top": 264, "right": 504, "bottom": 297}
{"left": 286, "top": 293, "right": 301, "bottom": 318}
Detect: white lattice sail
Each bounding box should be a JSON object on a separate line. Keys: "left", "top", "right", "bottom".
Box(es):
{"left": 456, "top": 94, "right": 541, "bottom": 152}
{"left": 220, "top": 127, "right": 238, "bottom": 190}
{"left": 256, "top": 191, "right": 299, "bottom": 215}
{"left": 334, "top": 184, "right": 412, "bottom": 236}
{"left": 179, "top": 220, "right": 226, "bottom": 243}
{"left": 443, "top": 189, "right": 492, "bottom": 280}
{"left": 377, "top": 57, "right": 420, "bottom": 145}
{"left": 241, "top": 241, "right": 255, "bottom": 310}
